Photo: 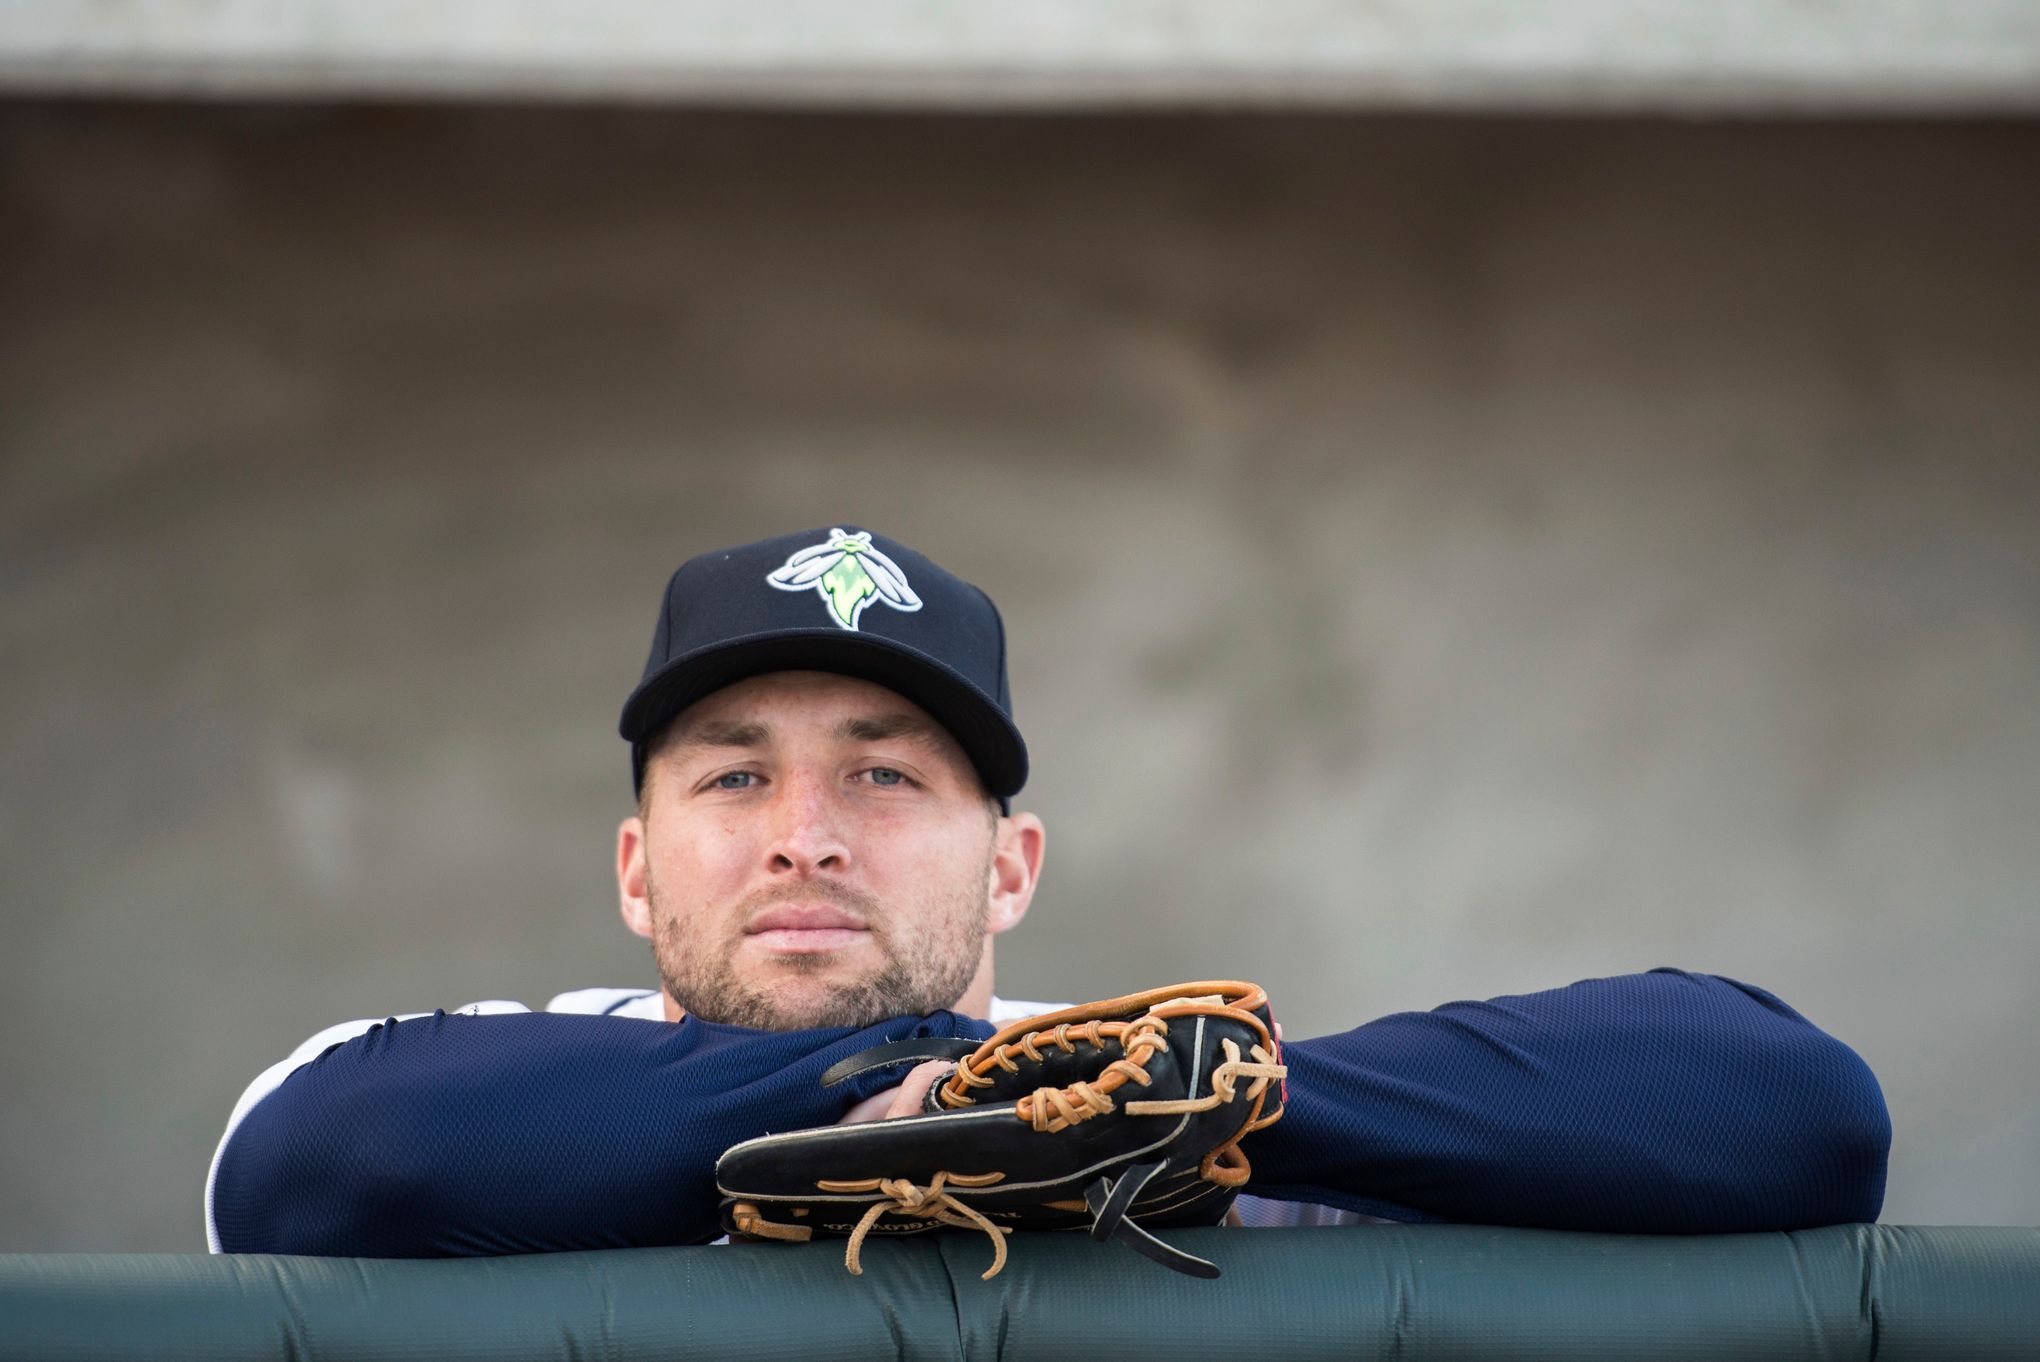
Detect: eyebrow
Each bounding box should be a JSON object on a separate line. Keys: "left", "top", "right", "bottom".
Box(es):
{"left": 840, "top": 713, "right": 940, "bottom": 744}
{"left": 670, "top": 719, "right": 771, "bottom": 750}
{"left": 668, "top": 713, "right": 938, "bottom": 751}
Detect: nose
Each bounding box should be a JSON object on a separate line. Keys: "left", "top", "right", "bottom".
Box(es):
{"left": 763, "top": 771, "right": 851, "bottom": 877}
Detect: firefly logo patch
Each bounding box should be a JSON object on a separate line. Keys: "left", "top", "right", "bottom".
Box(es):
{"left": 766, "top": 528, "right": 924, "bottom": 631}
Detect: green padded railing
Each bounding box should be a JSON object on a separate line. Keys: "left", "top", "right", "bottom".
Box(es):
{"left": 5, "top": 1225, "right": 2037, "bottom": 1361}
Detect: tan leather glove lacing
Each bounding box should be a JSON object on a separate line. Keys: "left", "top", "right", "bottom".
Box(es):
{"left": 813, "top": 1171, "right": 1011, "bottom": 1279}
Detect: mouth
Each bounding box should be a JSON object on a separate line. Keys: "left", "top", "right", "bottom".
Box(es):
{"left": 744, "top": 904, "right": 872, "bottom": 955}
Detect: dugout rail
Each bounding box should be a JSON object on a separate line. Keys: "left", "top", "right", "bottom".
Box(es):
{"left": 4, "top": 1223, "right": 2038, "bottom": 1360}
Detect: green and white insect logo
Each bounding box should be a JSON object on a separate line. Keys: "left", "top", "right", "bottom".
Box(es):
{"left": 766, "top": 528, "right": 923, "bottom": 631}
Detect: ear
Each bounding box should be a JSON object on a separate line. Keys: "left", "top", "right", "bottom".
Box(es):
{"left": 985, "top": 811, "right": 1045, "bottom": 936}
{"left": 617, "top": 815, "right": 654, "bottom": 939}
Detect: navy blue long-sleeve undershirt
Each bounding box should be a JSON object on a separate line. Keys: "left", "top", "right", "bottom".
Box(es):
{"left": 210, "top": 969, "right": 1889, "bottom": 1256}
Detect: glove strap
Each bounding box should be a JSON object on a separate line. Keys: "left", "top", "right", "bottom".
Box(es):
{"left": 820, "top": 1038, "right": 980, "bottom": 1089}
{"left": 1084, "top": 1162, "right": 1223, "bottom": 1280}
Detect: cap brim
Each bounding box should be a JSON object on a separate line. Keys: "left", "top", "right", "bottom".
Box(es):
{"left": 620, "top": 629, "right": 1028, "bottom": 799}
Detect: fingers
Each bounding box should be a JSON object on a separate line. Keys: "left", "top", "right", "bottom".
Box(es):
{"left": 886, "top": 1059, "right": 954, "bottom": 1119}
{"left": 835, "top": 1058, "right": 957, "bottom": 1125}
{"left": 835, "top": 1087, "right": 899, "bottom": 1125}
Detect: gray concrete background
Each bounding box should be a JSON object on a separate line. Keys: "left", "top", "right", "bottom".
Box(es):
{"left": 5, "top": 2, "right": 2040, "bottom": 112}
{"left": 1, "top": 104, "right": 2036, "bottom": 1251}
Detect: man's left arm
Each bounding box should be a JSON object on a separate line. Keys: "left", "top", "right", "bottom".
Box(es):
{"left": 1250, "top": 968, "right": 1890, "bottom": 1232}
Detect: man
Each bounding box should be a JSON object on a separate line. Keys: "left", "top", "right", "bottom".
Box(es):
{"left": 208, "top": 527, "right": 1891, "bottom": 1257}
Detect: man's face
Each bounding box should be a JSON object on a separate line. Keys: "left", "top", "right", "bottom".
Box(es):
{"left": 617, "top": 671, "right": 1037, "bottom": 1030}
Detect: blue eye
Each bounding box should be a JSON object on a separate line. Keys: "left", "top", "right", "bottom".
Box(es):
{"left": 868, "top": 767, "right": 905, "bottom": 787}
{"left": 714, "top": 772, "right": 757, "bottom": 790}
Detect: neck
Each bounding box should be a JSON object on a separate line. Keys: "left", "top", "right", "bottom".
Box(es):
{"left": 950, "top": 939, "right": 997, "bottom": 1019}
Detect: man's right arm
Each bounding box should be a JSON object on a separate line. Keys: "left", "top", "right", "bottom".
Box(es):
{"left": 209, "top": 1007, "right": 992, "bottom": 1257}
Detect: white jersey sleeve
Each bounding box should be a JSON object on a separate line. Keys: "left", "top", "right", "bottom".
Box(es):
{"left": 543, "top": 987, "right": 665, "bottom": 1019}
{"left": 984, "top": 995, "right": 1061, "bottom": 1025}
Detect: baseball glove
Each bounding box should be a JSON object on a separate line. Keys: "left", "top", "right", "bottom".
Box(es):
{"left": 716, "top": 980, "right": 1286, "bottom": 1280}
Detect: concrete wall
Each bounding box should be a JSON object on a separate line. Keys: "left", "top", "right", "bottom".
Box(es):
{"left": 1, "top": 104, "right": 2036, "bottom": 1251}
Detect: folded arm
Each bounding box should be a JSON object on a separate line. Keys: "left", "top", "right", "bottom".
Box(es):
{"left": 1252, "top": 968, "right": 1890, "bottom": 1232}
{"left": 209, "top": 1008, "right": 991, "bottom": 1256}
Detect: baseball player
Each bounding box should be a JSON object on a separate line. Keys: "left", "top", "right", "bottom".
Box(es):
{"left": 208, "top": 527, "right": 1890, "bottom": 1257}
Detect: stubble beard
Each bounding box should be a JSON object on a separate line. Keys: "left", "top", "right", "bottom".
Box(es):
{"left": 646, "top": 856, "right": 993, "bottom": 1030}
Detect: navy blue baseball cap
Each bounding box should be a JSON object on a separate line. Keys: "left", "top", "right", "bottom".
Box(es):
{"left": 620, "top": 527, "right": 1028, "bottom": 802}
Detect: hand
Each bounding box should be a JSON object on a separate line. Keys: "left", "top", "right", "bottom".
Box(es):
{"left": 835, "top": 1059, "right": 953, "bottom": 1125}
